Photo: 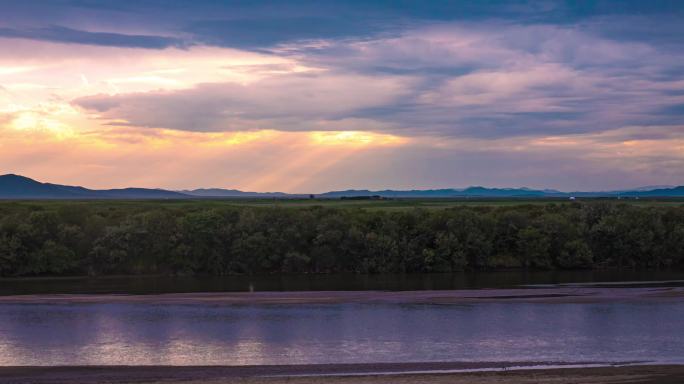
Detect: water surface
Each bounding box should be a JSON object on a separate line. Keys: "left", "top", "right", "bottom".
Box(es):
{"left": 1, "top": 301, "right": 682, "bottom": 366}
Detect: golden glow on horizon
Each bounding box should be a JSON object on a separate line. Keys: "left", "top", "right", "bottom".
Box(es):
{"left": 0, "top": 66, "right": 38, "bottom": 75}
{"left": 309, "top": 131, "right": 406, "bottom": 147}
{"left": 6, "top": 113, "right": 72, "bottom": 138}
{"left": 203, "top": 130, "right": 282, "bottom": 146}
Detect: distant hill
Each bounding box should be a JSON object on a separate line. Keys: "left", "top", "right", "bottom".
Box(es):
{"left": 321, "top": 187, "right": 552, "bottom": 198}
{"left": 321, "top": 186, "right": 684, "bottom": 198}
{"left": 0, "top": 174, "right": 88, "bottom": 199}
{"left": 628, "top": 186, "right": 684, "bottom": 197}
{"left": 1, "top": 174, "right": 683, "bottom": 199}
{"left": 181, "top": 188, "right": 297, "bottom": 198}
{"left": 0, "top": 174, "right": 188, "bottom": 199}
{"left": 96, "top": 188, "right": 189, "bottom": 199}
{"left": 621, "top": 185, "right": 675, "bottom": 192}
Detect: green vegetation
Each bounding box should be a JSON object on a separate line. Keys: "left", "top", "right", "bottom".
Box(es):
{"left": 0, "top": 199, "right": 683, "bottom": 276}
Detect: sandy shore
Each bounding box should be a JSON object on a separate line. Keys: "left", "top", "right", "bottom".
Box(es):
{"left": 0, "top": 286, "right": 683, "bottom": 305}
{"left": 0, "top": 364, "right": 682, "bottom": 384}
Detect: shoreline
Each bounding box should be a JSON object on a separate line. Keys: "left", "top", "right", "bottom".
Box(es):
{"left": 0, "top": 363, "right": 682, "bottom": 384}
{"left": 0, "top": 286, "right": 683, "bottom": 305}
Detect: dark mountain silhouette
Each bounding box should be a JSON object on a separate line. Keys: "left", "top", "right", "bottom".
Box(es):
{"left": 0, "top": 174, "right": 87, "bottom": 199}
{"left": 319, "top": 187, "right": 549, "bottom": 198}
{"left": 1, "top": 174, "right": 683, "bottom": 199}
{"left": 321, "top": 186, "right": 684, "bottom": 198}
{"left": 0, "top": 174, "right": 188, "bottom": 199}
{"left": 181, "top": 188, "right": 297, "bottom": 198}
{"left": 628, "top": 186, "right": 684, "bottom": 197}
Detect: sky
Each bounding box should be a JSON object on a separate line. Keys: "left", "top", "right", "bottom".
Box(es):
{"left": 0, "top": 0, "right": 683, "bottom": 192}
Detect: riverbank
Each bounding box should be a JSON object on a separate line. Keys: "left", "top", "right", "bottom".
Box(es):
{"left": 1, "top": 286, "right": 683, "bottom": 305}
{"left": 0, "top": 364, "right": 682, "bottom": 384}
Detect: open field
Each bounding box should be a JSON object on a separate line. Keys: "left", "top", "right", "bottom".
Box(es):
{"left": 1, "top": 197, "right": 684, "bottom": 211}
{"left": 226, "top": 197, "right": 684, "bottom": 210}
{"left": 0, "top": 364, "right": 682, "bottom": 384}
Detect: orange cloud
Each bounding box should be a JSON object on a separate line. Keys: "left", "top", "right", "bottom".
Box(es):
{"left": 0, "top": 121, "right": 411, "bottom": 192}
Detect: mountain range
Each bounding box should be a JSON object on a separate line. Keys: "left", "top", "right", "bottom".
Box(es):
{"left": 0, "top": 174, "right": 187, "bottom": 199}
{"left": 1, "top": 174, "right": 683, "bottom": 199}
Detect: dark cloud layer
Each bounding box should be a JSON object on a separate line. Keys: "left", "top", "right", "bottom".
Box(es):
{"left": 5, "top": 0, "right": 684, "bottom": 141}
{"left": 0, "top": 26, "right": 186, "bottom": 49}
{"left": 2, "top": 1, "right": 683, "bottom": 50}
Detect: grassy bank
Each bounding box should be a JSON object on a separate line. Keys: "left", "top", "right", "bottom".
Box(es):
{"left": 1, "top": 197, "right": 683, "bottom": 211}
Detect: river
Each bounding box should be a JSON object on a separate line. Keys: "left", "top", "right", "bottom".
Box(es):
{"left": 0, "top": 300, "right": 683, "bottom": 366}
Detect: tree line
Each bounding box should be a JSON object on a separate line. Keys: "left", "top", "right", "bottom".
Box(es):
{"left": 0, "top": 202, "right": 683, "bottom": 276}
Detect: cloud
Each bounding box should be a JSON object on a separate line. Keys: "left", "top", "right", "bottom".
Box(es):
{"left": 0, "top": 26, "right": 187, "bottom": 49}
{"left": 69, "top": 20, "right": 684, "bottom": 140}
{"left": 284, "top": 22, "right": 684, "bottom": 138}
{"left": 659, "top": 104, "right": 684, "bottom": 116}
{"left": 3, "top": 1, "right": 684, "bottom": 51}
{"left": 0, "top": 113, "right": 14, "bottom": 125}
{"left": 589, "top": 125, "right": 684, "bottom": 143}
{"left": 186, "top": 17, "right": 387, "bottom": 50}
{"left": 73, "top": 72, "right": 414, "bottom": 132}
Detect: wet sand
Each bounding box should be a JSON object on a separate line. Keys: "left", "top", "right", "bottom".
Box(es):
{"left": 0, "top": 286, "right": 683, "bottom": 305}
{"left": 0, "top": 364, "right": 682, "bottom": 384}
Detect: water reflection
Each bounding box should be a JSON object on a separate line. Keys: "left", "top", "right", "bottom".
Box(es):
{"left": 0, "top": 302, "right": 682, "bottom": 366}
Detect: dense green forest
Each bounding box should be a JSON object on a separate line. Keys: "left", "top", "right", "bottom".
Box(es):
{"left": 0, "top": 201, "right": 682, "bottom": 277}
